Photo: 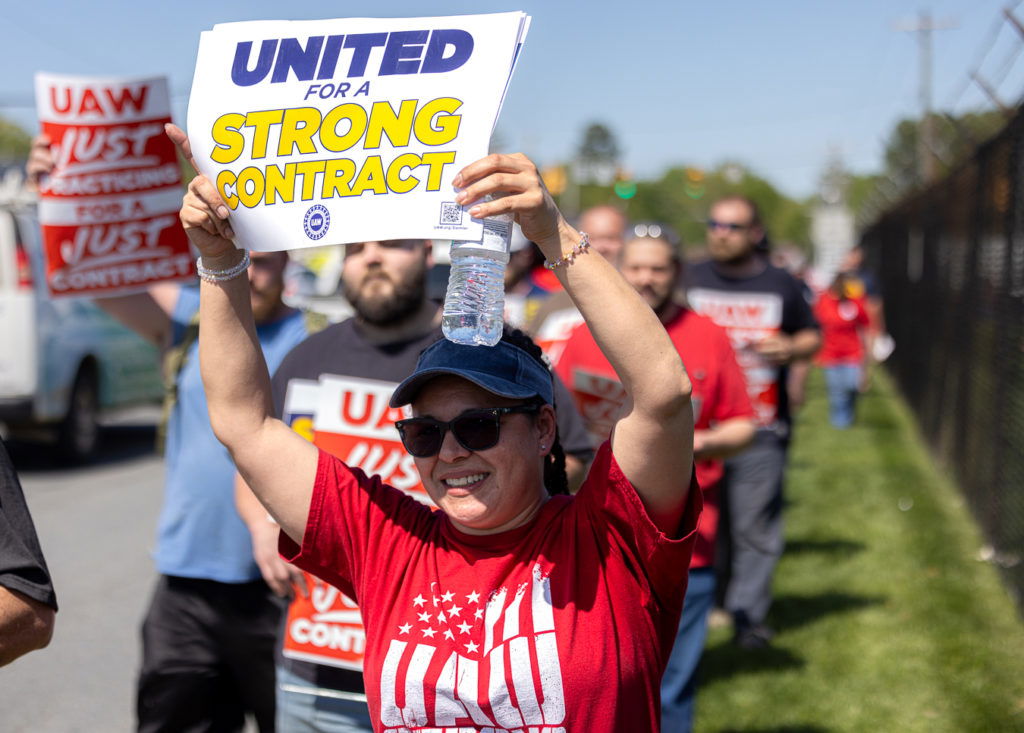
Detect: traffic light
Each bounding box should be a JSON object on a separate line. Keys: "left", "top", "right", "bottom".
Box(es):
{"left": 542, "top": 165, "right": 567, "bottom": 196}
{"left": 614, "top": 168, "right": 637, "bottom": 200}
{"left": 684, "top": 166, "right": 706, "bottom": 200}
{"left": 614, "top": 180, "right": 637, "bottom": 199}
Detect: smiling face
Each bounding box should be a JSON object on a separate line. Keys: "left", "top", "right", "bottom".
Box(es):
{"left": 410, "top": 376, "right": 556, "bottom": 535}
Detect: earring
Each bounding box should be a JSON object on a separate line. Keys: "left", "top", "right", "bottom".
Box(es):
{"left": 540, "top": 444, "right": 547, "bottom": 451}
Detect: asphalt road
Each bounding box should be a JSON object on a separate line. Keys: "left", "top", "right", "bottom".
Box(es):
{"left": 0, "top": 426, "right": 164, "bottom": 732}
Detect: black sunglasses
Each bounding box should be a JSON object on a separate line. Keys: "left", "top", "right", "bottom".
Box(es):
{"left": 706, "top": 218, "right": 748, "bottom": 232}
{"left": 395, "top": 404, "right": 540, "bottom": 457}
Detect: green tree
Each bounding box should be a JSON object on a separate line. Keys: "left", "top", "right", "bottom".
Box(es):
{"left": 550, "top": 123, "right": 811, "bottom": 250}
{"left": 558, "top": 161, "right": 811, "bottom": 256}
{"left": 848, "top": 108, "right": 1006, "bottom": 224}
{"left": 575, "top": 122, "right": 619, "bottom": 185}
{"left": 0, "top": 117, "right": 31, "bottom": 162}
{"left": 577, "top": 122, "right": 619, "bottom": 168}
{"left": 883, "top": 109, "right": 1006, "bottom": 189}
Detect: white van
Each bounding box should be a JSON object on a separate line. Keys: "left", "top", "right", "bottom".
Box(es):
{"left": 0, "top": 170, "right": 163, "bottom": 461}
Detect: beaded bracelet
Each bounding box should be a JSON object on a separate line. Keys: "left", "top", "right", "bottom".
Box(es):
{"left": 196, "top": 250, "right": 251, "bottom": 283}
{"left": 544, "top": 232, "right": 591, "bottom": 270}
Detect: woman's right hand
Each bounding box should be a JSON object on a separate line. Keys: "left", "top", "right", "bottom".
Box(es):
{"left": 165, "top": 123, "right": 240, "bottom": 265}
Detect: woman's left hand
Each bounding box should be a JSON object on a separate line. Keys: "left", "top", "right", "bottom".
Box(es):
{"left": 452, "top": 153, "right": 570, "bottom": 258}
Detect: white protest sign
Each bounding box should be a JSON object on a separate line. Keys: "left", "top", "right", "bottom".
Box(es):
{"left": 187, "top": 12, "right": 530, "bottom": 252}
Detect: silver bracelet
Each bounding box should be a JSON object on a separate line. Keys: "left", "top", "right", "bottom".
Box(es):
{"left": 544, "top": 232, "right": 591, "bottom": 270}
{"left": 196, "top": 250, "right": 250, "bottom": 283}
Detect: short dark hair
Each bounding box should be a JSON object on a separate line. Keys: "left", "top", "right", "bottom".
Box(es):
{"left": 711, "top": 195, "right": 762, "bottom": 228}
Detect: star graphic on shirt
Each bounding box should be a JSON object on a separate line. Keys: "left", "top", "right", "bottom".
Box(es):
{"left": 465, "top": 640, "right": 479, "bottom": 653}
{"left": 474, "top": 607, "right": 484, "bottom": 619}
{"left": 447, "top": 604, "right": 462, "bottom": 617}
{"left": 443, "top": 629, "right": 455, "bottom": 640}
{"left": 466, "top": 590, "right": 480, "bottom": 604}
{"left": 417, "top": 611, "right": 431, "bottom": 624}
{"left": 457, "top": 621, "right": 472, "bottom": 635}
{"left": 441, "top": 590, "right": 455, "bottom": 603}
{"left": 412, "top": 594, "right": 426, "bottom": 608}
{"left": 398, "top": 623, "right": 412, "bottom": 635}
{"left": 422, "top": 627, "right": 437, "bottom": 638}
{"left": 432, "top": 595, "right": 440, "bottom": 607}
{"left": 436, "top": 611, "right": 446, "bottom": 624}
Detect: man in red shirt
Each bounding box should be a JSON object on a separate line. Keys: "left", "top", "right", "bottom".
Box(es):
{"left": 527, "top": 205, "right": 628, "bottom": 362}
{"left": 555, "top": 233, "right": 756, "bottom": 732}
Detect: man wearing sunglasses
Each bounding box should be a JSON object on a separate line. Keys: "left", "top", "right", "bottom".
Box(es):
{"left": 235, "top": 237, "right": 592, "bottom": 732}
{"left": 687, "top": 196, "right": 820, "bottom": 651}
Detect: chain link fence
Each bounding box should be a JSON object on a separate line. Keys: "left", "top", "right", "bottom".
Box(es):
{"left": 860, "top": 111, "right": 1024, "bottom": 612}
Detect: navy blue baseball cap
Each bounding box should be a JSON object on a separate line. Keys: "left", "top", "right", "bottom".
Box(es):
{"left": 389, "top": 338, "right": 554, "bottom": 408}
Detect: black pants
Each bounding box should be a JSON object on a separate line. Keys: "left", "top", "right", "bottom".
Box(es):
{"left": 137, "top": 575, "right": 282, "bottom": 733}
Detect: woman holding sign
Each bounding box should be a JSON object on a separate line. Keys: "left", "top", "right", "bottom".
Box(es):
{"left": 170, "top": 120, "right": 699, "bottom": 731}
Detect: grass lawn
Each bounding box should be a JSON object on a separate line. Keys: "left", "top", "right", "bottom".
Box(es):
{"left": 695, "top": 368, "right": 1024, "bottom": 733}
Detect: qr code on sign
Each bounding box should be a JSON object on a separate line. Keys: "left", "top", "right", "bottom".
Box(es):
{"left": 439, "top": 202, "right": 463, "bottom": 226}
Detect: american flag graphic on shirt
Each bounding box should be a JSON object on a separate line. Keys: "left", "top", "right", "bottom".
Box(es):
{"left": 378, "top": 563, "right": 566, "bottom": 732}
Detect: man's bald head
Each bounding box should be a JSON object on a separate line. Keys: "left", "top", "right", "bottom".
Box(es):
{"left": 578, "top": 205, "right": 628, "bottom": 263}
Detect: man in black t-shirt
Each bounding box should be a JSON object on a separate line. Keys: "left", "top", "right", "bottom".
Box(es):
{"left": 236, "top": 239, "right": 593, "bottom": 731}
{"left": 687, "top": 196, "right": 820, "bottom": 649}
{"left": 0, "top": 439, "right": 57, "bottom": 666}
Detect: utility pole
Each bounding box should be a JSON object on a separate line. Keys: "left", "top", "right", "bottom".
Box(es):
{"left": 897, "top": 11, "right": 957, "bottom": 185}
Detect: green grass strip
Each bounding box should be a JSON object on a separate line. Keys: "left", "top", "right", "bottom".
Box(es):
{"left": 696, "top": 368, "right": 1024, "bottom": 732}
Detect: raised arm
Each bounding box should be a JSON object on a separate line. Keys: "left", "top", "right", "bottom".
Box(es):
{"left": 27, "top": 134, "right": 177, "bottom": 348}
{"left": 453, "top": 155, "right": 694, "bottom": 534}
{"left": 167, "top": 124, "right": 317, "bottom": 543}
{"left": 94, "top": 292, "right": 175, "bottom": 348}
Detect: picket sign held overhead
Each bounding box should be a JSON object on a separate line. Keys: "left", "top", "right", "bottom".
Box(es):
{"left": 187, "top": 12, "right": 530, "bottom": 252}
{"left": 34, "top": 73, "right": 194, "bottom": 298}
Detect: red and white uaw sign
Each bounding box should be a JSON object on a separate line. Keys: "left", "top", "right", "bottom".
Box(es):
{"left": 279, "top": 374, "right": 431, "bottom": 672}
{"left": 565, "top": 369, "right": 628, "bottom": 449}
{"left": 33, "top": 73, "right": 194, "bottom": 298}
{"left": 187, "top": 12, "right": 530, "bottom": 251}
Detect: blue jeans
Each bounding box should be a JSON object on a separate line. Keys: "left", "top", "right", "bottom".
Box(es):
{"left": 661, "top": 567, "right": 717, "bottom": 732}
{"left": 823, "top": 363, "right": 862, "bottom": 428}
{"left": 276, "top": 665, "right": 373, "bottom": 733}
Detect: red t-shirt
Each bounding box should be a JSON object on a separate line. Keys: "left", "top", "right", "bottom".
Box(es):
{"left": 280, "top": 442, "right": 701, "bottom": 733}
{"left": 813, "top": 293, "right": 869, "bottom": 365}
{"left": 554, "top": 308, "right": 753, "bottom": 569}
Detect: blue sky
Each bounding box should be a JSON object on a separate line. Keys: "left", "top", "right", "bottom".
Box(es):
{"left": 2, "top": 0, "right": 1021, "bottom": 198}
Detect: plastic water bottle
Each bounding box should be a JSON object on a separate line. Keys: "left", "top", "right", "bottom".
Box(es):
{"left": 442, "top": 204, "right": 512, "bottom": 347}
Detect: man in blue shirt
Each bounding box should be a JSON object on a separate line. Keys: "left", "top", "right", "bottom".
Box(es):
{"left": 28, "top": 133, "right": 311, "bottom": 731}
{"left": 101, "top": 252, "right": 309, "bottom": 732}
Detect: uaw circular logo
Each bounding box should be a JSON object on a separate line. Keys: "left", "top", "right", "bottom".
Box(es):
{"left": 303, "top": 204, "right": 330, "bottom": 240}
